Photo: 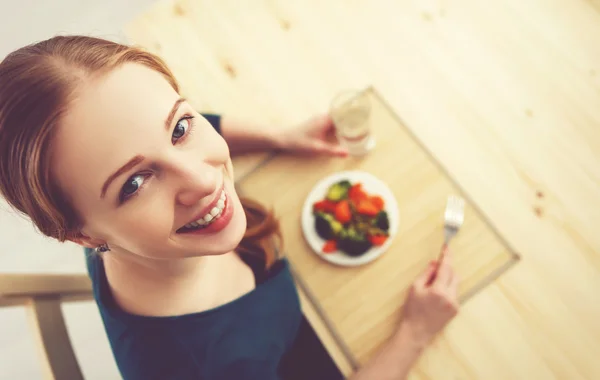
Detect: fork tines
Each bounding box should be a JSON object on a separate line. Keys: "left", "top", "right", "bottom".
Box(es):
{"left": 444, "top": 195, "right": 465, "bottom": 227}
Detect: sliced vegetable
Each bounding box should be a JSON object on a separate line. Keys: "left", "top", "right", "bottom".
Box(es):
{"left": 315, "top": 212, "right": 343, "bottom": 240}
{"left": 370, "top": 196, "right": 385, "bottom": 211}
{"left": 368, "top": 234, "right": 388, "bottom": 246}
{"left": 356, "top": 199, "right": 379, "bottom": 216}
{"left": 374, "top": 211, "right": 390, "bottom": 231}
{"left": 323, "top": 240, "right": 337, "bottom": 253}
{"left": 348, "top": 183, "right": 368, "bottom": 204}
{"left": 313, "top": 199, "right": 337, "bottom": 214}
{"left": 326, "top": 180, "right": 352, "bottom": 201}
{"left": 334, "top": 200, "right": 352, "bottom": 223}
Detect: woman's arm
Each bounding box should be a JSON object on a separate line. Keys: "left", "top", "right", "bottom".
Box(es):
{"left": 219, "top": 116, "right": 281, "bottom": 155}
{"left": 200, "top": 113, "right": 278, "bottom": 154}
{"left": 350, "top": 249, "right": 459, "bottom": 380}
{"left": 349, "top": 326, "right": 423, "bottom": 380}
{"left": 217, "top": 114, "right": 348, "bottom": 156}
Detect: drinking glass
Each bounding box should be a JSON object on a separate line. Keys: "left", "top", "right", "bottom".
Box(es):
{"left": 330, "top": 89, "right": 375, "bottom": 155}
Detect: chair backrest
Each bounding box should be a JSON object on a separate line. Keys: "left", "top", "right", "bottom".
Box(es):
{"left": 0, "top": 274, "right": 94, "bottom": 380}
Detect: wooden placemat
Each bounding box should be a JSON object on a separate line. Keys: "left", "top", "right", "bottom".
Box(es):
{"left": 238, "top": 87, "right": 519, "bottom": 365}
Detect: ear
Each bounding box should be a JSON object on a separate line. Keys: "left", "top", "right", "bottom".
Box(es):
{"left": 68, "top": 231, "right": 106, "bottom": 249}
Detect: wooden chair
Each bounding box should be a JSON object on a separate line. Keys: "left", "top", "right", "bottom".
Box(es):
{"left": 0, "top": 273, "right": 94, "bottom": 380}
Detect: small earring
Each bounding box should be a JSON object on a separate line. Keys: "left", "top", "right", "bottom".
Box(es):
{"left": 95, "top": 243, "right": 110, "bottom": 253}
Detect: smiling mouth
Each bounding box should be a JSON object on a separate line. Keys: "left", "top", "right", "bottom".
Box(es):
{"left": 177, "top": 190, "right": 227, "bottom": 232}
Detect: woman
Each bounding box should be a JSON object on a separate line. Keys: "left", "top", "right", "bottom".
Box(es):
{"left": 0, "top": 36, "right": 459, "bottom": 380}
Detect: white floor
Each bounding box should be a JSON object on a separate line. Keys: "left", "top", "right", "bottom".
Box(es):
{"left": 0, "top": 1, "right": 157, "bottom": 378}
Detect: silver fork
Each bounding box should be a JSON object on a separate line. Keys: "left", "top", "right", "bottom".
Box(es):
{"left": 443, "top": 195, "right": 465, "bottom": 246}
{"left": 428, "top": 195, "right": 465, "bottom": 284}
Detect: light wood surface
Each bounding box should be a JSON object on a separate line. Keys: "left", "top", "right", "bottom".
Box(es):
{"left": 240, "top": 87, "right": 519, "bottom": 366}
{"left": 126, "top": 0, "right": 600, "bottom": 378}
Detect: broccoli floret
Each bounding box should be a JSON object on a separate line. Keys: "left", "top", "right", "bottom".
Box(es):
{"left": 338, "top": 227, "right": 372, "bottom": 256}
{"left": 325, "top": 180, "right": 352, "bottom": 201}
{"left": 315, "top": 212, "right": 343, "bottom": 240}
{"left": 374, "top": 211, "right": 390, "bottom": 231}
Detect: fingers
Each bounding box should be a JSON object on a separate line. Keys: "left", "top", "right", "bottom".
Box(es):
{"left": 436, "top": 249, "right": 460, "bottom": 309}
{"left": 439, "top": 243, "right": 449, "bottom": 262}
{"left": 433, "top": 260, "right": 452, "bottom": 288}
{"left": 414, "top": 261, "right": 438, "bottom": 288}
{"left": 313, "top": 114, "right": 335, "bottom": 133}
{"left": 311, "top": 140, "right": 349, "bottom": 157}
{"left": 328, "top": 145, "right": 349, "bottom": 157}
{"left": 433, "top": 247, "right": 453, "bottom": 287}
{"left": 321, "top": 114, "right": 335, "bottom": 129}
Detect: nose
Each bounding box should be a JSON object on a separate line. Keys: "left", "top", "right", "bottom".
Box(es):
{"left": 172, "top": 160, "right": 221, "bottom": 207}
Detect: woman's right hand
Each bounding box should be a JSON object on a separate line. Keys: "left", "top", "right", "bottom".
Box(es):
{"left": 397, "top": 247, "right": 459, "bottom": 349}
{"left": 349, "top": 248, "right": 460, "bottom": 380}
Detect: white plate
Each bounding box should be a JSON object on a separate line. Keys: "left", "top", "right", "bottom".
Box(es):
{"left": 301, "top": 171, "right": 400, "bottom": 267}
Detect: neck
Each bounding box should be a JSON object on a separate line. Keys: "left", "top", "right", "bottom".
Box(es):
{"left": 103, "top": 247, "right": 235, "bottom": 288}
{"left": 102, "top": 248, "right": 251, "bottom": 316}
{"left": 109, "top": 248, "right": 209, "bottom": 276}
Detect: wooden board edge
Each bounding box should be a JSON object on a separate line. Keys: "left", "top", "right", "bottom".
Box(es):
{"left": 368, "top": 87, "right": 523, "bottom": 262}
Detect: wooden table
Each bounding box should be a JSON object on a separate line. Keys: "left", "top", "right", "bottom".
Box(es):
{"left": 126, "top": 1, "right": 600, "bottom": 378}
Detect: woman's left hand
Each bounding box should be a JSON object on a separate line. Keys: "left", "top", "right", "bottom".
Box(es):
{"left": 275, "top": 114, "right": 348, "bottom": 157}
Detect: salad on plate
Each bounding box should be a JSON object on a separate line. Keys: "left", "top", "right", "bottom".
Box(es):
{"left": 312, "top": 179, "right": 390, "bottom": 256}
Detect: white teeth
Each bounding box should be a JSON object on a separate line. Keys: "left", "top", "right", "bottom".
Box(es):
{"left": 182, "top": 190, "right": 228, "bottom": 231}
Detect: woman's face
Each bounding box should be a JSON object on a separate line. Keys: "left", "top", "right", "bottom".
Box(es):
{"left": 51, "top": 63, "right": 246, "bottom": 259}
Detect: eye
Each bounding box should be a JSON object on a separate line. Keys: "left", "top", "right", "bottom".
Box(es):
{"left": 120, "top": 174, "right": 146, "bottom": 201}
{"left": 172, "top": 115, "right": 194, "bottom": 144}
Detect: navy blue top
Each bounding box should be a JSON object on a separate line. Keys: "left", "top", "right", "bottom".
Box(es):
{"left": 85, "top": 113, "right": 304, "bottom": 380}
{"left": 87, "top": 252, "right": 302, "bottom": 380}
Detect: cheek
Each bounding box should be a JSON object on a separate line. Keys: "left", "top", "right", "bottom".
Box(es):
{"left": 111, "top": 198, "right": 174, "bottom": 247}
{"left": 226, "top": 159, "right": 235, "bottom": 181}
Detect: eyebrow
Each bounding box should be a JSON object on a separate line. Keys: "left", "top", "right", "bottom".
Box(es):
{"left": 100, "top": 155, "right": 144, "bottom": 198}
{"left": 165, "top": 98, "right": 186, "bottom": 130}
{"left": 100, "top": 98, "right": 186, "bottom": 199}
